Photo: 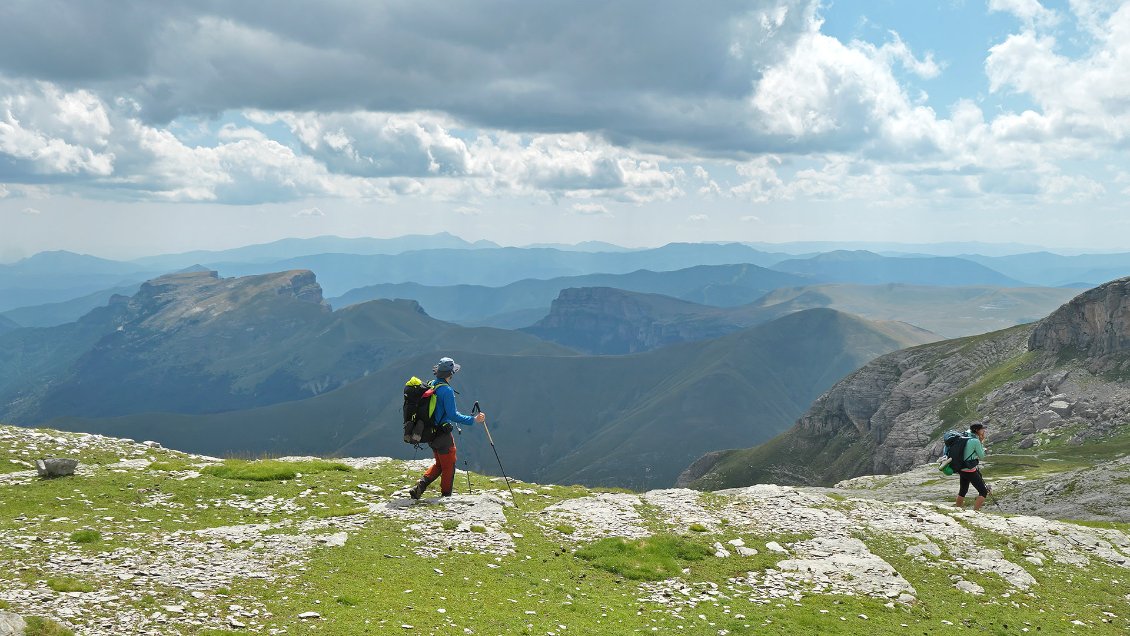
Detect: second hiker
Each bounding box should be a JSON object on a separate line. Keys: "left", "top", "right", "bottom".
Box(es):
{"left": 408, "top": 357, "right": 486, "bottom": 499}
{"left": 954, "top": 422, "right": 991, "bottom": 511}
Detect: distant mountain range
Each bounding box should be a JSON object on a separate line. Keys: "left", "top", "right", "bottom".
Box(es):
{"left": 211, "top": 243, "right": 789, "bottom": 296}
{"left": 129, "top": 232, "right": 500, "bottom": 271}
{"left": 0, "top": 270, "right": 570, "bottom": 424}
{"left": 8, "top": 236, "right": 1130, "bottom": 326}
{"left": 522, "top": 286, "right": 941, "bottom": 354}
{"left": 746, "top": 283, "right": 1079, "bottom": 339}
{"left": 769, "top": 250, "right": 1029, "bottom": 287}
{"left": 0, "top": 251, "right": 159, "bottom": 312}
{"left": 47, "top": 305, "right": 929, "bottom": 490}
{"left": 962, "top": 251, "right": 1130, "bottom": 287}
{"left": 331, "top": 263, "right": 809, "bottom": 326}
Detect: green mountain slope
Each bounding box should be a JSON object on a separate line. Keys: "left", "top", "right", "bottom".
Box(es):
{"left": 50, "top": 309, "right": 929, "bottom": 490}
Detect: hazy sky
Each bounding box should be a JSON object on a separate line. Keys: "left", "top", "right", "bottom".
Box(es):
{"left": 2, "top": 0, "right": 1129, "bottom": 261}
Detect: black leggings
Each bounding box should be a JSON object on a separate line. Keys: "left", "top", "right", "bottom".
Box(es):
{"left": 958, "top": 470, "right": 988, "bottom": 497}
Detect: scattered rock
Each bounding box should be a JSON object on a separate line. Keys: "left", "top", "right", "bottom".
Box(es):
{"left": 0, "top": 612, "right": 27, "bottom": 636}
{"left": 35, "top": 458, "right": 78, "bottom": 478}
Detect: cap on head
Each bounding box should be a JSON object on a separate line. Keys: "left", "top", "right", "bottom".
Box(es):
{"left": 433, "top": 357, "right": 460, "bottom": 379}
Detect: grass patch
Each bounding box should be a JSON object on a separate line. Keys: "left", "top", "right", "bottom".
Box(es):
{"left": 554, "top": 523, "right": 575, "bottom": 534}
{"left": 0, "top": 599, "right": 8, "bottom": 610}
{"left": 470, "top": 524, "right": 486, "bottom": 533}
{"left": 201, "top": 459, "right": 350, "bottom": 482}
{"left": 46, "top": 577, "right": 94, "bottom": 593}
{"left": 25, "top": 617, "right": 75, "bottom": 636}
{"left": 441, "top": 519, "right": 459, "bottom": 531}
{"left": 68, "top": 529, "right": 101, "bottom": 544}
{"left": 574, "top": 534, "right": 713, "bottom": 581}
{"left": 689, "top": 522, "right": 708, "bottom": 532}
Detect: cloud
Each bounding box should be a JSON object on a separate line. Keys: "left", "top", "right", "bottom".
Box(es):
{"left": 569, "top": 202, "right": 611, "bottom": 217}
{"left": 453, "top": 205, "right": 481, "bottom": 216}
{"left": 21, "top": 206, "right": 40, "bottom": 215}
{"left": 988, "top": 0, "right": 1061, "bottom": 29}
{"left": 292, "top": 206, "right": 324, "bottom": 217}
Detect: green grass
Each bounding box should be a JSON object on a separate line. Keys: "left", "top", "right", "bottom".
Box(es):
{"left": 441, "top": 519, "right": 459, "bottom": 531}
{"left": 201, "top": 459, "right": 350, "bottom": 481}
{"left": 46, "top": 577, "right": 95, "bottom": 593}
{"left": 25, "top": 617, "right": 75, "bottom": 636}
{"left": 554, "top": 523, "right": 576, "bottom": 534}
{"left": 69, "top": 529, "right": 101, "bottom": 544}
{"left": 573, "top": 534, "right": 713, "bottom": 581}
{"left": 688, "top": 522, "right": 708, "bottom": 532}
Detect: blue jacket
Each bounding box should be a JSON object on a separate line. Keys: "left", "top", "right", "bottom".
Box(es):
{"left": 432, "top": 381, "right": 474, "bottom": 428}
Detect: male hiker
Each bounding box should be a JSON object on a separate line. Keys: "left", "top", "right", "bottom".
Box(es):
{"left": 954, "top": 422, "right": 991, "bottom": 511}
{"left": 408, "top": 357, "right": 486, "bottom": 499}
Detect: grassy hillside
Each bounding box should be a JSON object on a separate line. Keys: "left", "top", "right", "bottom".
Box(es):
{"left": 48, "top": 309, "right": 929, "bottom": 491}
{"left": 1, "top": 425, "right": 1128, "bottom": 635}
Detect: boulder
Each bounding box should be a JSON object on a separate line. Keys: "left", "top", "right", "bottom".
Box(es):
{"left": 0, "top": 611, "right": 26, "bottom": 636}
{"left": 35, "top": 457, "right": 78, "bottom": 478}
{"left": 1048, "top": 400, "right": 1073, "bottom": 416}
{"left": 1034, "top": 411, "right": 1060, "bottom": 431}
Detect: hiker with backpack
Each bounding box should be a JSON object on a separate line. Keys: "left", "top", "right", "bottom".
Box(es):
{"left": 949, "top": 422, "right": 991, "bottom": 511}
{"left": 405, "top": 357, "right": 485, "bottom": 499}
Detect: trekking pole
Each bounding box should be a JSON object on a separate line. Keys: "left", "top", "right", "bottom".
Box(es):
{"left": 459, "top": 409, "right": 475, "bottom": 496}
{"left": 987, "top": 485, "right": 1003, "bottom": 511}
{"left": 475, "top": 401, "right": 517, "bottom": 504}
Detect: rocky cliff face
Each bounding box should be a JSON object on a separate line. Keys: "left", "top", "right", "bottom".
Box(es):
{"left": 1029, "top": 275, "right": 1130, "bottom": 368}
{"left": 126, "top": 270, "right": 327, "bottom": 331}
{"left": 684, "top": 276, "right": 1130, "bottom": 491}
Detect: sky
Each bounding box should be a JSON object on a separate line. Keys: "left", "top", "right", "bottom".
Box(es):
{"left": 1, "top": 0, "right": 1129, "bottom": 261}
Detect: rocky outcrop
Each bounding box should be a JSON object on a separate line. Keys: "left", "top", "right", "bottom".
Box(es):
{"left": 1030, "top": 276, "right": 1130, "bottom": 365}
{"left": 523, "top": 287, "right": 742, "bottom": 354}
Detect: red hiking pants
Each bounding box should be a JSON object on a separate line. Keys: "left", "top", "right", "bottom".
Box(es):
{"left": 423, "top": 445, "right": 457, "bottom": 496}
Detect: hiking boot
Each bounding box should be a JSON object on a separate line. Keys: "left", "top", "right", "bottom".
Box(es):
{"left": 408, "top": 479, "right": 429, "bottom": 500}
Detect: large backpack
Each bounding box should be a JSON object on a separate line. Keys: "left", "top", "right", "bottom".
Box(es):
{"left": 942, "top": 430, "right": 971, "bottom": 472}
{"left": 403, "top": 377, "right": 440, "bottom": 445}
